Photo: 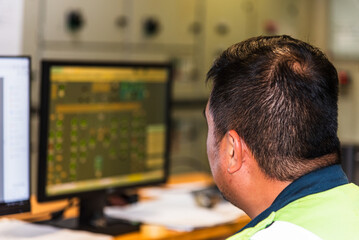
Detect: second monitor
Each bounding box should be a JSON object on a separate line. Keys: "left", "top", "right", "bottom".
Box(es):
{"left": 38, "top": 60, "right": 172, "bottom": 234}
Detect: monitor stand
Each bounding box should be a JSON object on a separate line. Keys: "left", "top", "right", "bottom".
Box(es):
{"left": 37, "top": 192, "right": 140, "bottom": 236}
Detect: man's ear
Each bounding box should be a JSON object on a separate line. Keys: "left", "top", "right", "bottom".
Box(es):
{"left": 226, "top": 130, "right": 243, "bottom": 174}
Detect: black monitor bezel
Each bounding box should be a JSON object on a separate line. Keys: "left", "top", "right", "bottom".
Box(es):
{"left": 37, "top": 59, "right": 172, "bottom": 202}
{"left": 0, "top": 56, "right": 31, "bottom": 215}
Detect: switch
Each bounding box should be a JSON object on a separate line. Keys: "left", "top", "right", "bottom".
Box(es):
{"left": 143, "top": 18, "right": 160, "bottom": 37}
{"left": 66, "top": 10, "right": 85, "bottom": 32}
{"left": 215, "top": 22, "right": 230, "bottom": 36}
{"left": 116, "top": 15, "right": 128, "bottom": 29}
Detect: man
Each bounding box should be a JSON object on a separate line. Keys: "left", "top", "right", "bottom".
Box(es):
{"left": 205, "top": 35, "right": 359, "bottom": 239}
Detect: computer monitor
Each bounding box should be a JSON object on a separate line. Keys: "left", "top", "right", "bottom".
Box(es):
{"left": 0, "top": 57, "right": 30, "bottom": 216}
{"left": 37, "top": 60, "right": 172, "bottom": 234}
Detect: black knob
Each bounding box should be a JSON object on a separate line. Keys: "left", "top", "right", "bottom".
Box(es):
{"left": 66, "top": 10, "right": 85, "bottom": 32}
{"left": 116, "top": 15, "right": 128, "bottom": 29}
{"left": 143, "top": 18, "right": 160, "bottom": 37}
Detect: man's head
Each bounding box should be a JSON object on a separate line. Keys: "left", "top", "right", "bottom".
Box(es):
{"left": 206, "top": 35, "right": 340, "bottom": 182}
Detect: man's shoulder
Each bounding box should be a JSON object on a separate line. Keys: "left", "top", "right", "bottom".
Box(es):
{"left": 276, "top": 183, "right": 359, "bottom": 222}
{"left": 228, "top": 183, "right": 359, "bottom": 240}
{"left": 272, "top": 183, "right": 359, "bottom": 239}
{"left": 279, "top": 183, "right": 359, "bottom": 213}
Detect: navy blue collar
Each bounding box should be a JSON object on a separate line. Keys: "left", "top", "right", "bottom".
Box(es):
{"left": 239, "top": 164, "right": 349, "bottom": 232}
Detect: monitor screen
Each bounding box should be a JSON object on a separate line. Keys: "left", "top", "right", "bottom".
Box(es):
{"left": 37, "top": 60, "right": 171, "bottom": 234}
{"left": 0, "top": 57, "right": 30, "bottom": 215}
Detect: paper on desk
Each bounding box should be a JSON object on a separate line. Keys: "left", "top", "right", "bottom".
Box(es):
{"left": 105, "top": 185, "right": 245, "bottom": 231}
{"left": 0, "top": 219, "right": 112, "bottom": 240}
{"left": 139, "top": 181, "right": 211, "bottom": 198}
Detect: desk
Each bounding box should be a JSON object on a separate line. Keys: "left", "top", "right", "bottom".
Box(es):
{"left": 9, "top": 172, "right": 250, "bottom": 240}
{"left": 114, "top": 217, "right": 250, "bottom": 240}
{"left": 114, "top": 173, "right": 251, "bottom": 240}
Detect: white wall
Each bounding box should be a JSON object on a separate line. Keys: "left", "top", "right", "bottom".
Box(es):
{"left": 19, "top": 0, "right": 359, "bottom": 192}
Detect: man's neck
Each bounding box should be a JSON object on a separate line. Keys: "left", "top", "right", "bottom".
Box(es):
{"left": 246, "top": 179, "right": 292, "bottom": 219}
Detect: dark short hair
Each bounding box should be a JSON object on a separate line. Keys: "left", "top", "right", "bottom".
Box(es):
{"left": 206, "top": 35, "right": 340, "bottom": 181}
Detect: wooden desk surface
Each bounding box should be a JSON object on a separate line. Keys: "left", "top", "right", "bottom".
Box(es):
{"left": 115, "top": 173, "right": 251, "bottom": 240}
{"left": 6, "top": 172, "right": 250, "bottom": 240}
{"left": 114, "top": 216, "right": 250, "bottom": 240}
